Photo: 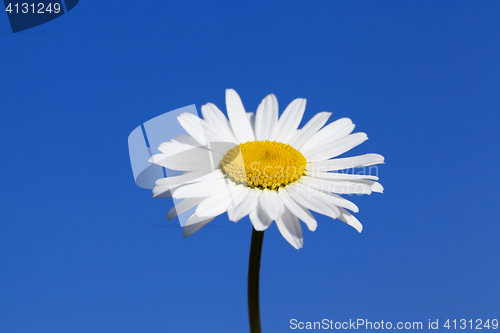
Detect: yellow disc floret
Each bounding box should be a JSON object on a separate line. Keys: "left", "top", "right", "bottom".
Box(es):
{"left": 220, "top": 140, "right": 307, "bottom": 190}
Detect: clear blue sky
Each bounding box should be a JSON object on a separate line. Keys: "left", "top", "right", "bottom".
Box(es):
{"left": 1, "top": 1, "right": 499, "bottom": 332}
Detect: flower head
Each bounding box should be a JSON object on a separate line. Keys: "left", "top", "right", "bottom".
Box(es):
{"left": 150, "top": 89, "right": 384, "bottom": 249}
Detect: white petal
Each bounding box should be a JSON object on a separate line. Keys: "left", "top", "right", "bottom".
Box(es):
{"left": 287, "top": 183, "right": 340, "bottom": 219}
{"left": 201, "top": 103, "right": 239, "bottom": 144}
{"left": 273, "top": 98, "right": 306, "bottom": 143}
{"left": 208, "top": 142, "right": 238, "bottom": 155}
{"left": 306, "top": 170, "right": 378, "bottom": 181}
{"left": 300, "top": 118, "right": 355, "bottom": 155}
{"left": 182, "top": 214, "right": 215, "bottom": 237}
{"left": 304, "top": 132, "right": 368, "bottom": 162}
{"left": 287, "top": 112, "right": 332, "bottom": 149}
{"left": 278, "top": 188, "right": 317, "bottom": 231}
{"left": 259, "top": 189, "right": 285, "bottom": 221}
{"left": 227, "top": 189, "right": 260, "bottom": 222}
{"left": 225, "top": 89, "right": 255, "bottom": 143}
{"left": 167, "top": 197, "right": 205, "bottom": 220}
{"left": 183, "top": 169, "right": 226, "bottom": 185}
{"left": 177, "top": 112, "right": 208, "bottom": 145}
{"left": 338, "top": 207, "right": 363, "bottom": 233}
{"left": 308, "top": 188, "right": 358, "bottom": 213}
{"left": 369, "top": 181, "right": 384, "bottom": 193}
{"left": 299, "top": 176, "right": 373, "bottom": 195}
{"left": 196, "top": 191, "right": 234, "bottom": 218}
{"left": 155, "top": 170, "right": 214, "bottom": 187}
{"left": 156, "top": 170, "right": 224, "bottom": 197}
{"left": 249, "top": 204, "right": 273, "bottom": 231}
{"left": 276, "top": 207, "right": 303, "bottom": 249}
{"left": 149, "top": 148, "right": 214, "bottom": 171}
{"left": 171, "top": 134, "right": 203, "bottom": 147}
{"left": 156, "top": 141, "right": 199, "bottom": 156}
{"left": 225, "top": 184, "right": 250, "bottom": 210}
{"left": 182, "top": 112, "right": 237, "bottom": 144}
{"left": 323, "top": 178, "right": 383, "bottom": 193}
{"left": 246, "top": 112, "right": 255, "bottom": 132}
{"left": 152, "top": 185, "right": 172, "bottom": 198}
{"left": 306, "top": 153, "right": 385, "bottom": 171}
{"left": 254, "top": 94, "right": 279, "bottom": 141}
{"left": 288, "top": 182, "right": 359, "bottom": 212}
{"left": 173, "top": 179, "right": 229, "bottom": 198}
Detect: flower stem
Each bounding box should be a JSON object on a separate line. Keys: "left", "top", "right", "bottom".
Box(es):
{"left": 248, "top": 227, "right": 265, "bottom": 333}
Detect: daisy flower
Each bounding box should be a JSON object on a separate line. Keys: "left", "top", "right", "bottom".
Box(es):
{"left": 149, "top": 89, "right": 384, "bottom": 249}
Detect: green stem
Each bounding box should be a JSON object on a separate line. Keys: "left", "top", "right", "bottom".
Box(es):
{"left": 248, "top": 227, "right": 265, "bottom": 333}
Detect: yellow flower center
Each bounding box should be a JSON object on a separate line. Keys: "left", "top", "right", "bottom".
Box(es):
{"left": 220, "top": 140, "right": 307, "bottom": 190}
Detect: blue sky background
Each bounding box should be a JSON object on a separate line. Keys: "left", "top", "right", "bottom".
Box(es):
{"left": 1, "top": 1, "right": 499, "bottom": 332}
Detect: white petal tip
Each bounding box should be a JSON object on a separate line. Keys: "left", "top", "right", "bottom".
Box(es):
{"left": 253, "top": 224, "right": 270, "bottom": 232}
{"left": 195, "top": 211, "right": 214, "bottom": 219}
{"left": 148, "top": 154, "right": 164, "bottom": 164}
{"left": 152, "top": 187, "right": 171, "bottom": 198}
{"left": 372, "top": 182, "right": 384, "bottom": 193}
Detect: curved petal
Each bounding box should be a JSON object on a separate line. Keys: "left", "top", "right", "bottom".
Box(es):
{"left": 246, "top": 112, "right": 255, "bottom": 133}
{"left": 306, "top": 153, "right": 385, "bottom": 171}
{"left": 299, "top": 176, "right": 373, "bottom": 195}
{"left": 171, "top": 134, "right": 204, "bottom": 147}
{"left": 254, "top": 94, "right": 279, "bottom": 141}
{"left": 226, "top": 184, "right": 250, "bottom": 210}
{"left": 227, "top": 189, "right": 260, "bottom": 223}
{"left": 259, "top": 189, "right": 285, "bottom": 221}
{"left": 183, "top": 169, "right": 226, "bottom": 185}
{"left": 177, "top": 113, "right": 208, "bottom": 145}
{"left": 278, "top": 187, "right": 317, "bottom": 231}
{"left": 306, "top": 170, "right": 379, "bottom": 181}
{"left": 287, "top": 183, "right": 340, "bottom": 219}
{"left": 338, "top": 207, "right": 363, "bottom": 233}
{"left": 172, "top": 179, "right": 229, "bottom": 198}
{"left": 201, "top": 103, "right": 239, "bottom": 144}
{"left": 273, "top": 98, "right": 306, "bottom": 143}
{"left": 155, "top": 170, "right": 216, "bottom": 187}
{"left": 152, "top": 185, "right": 172, "bottom": 198}
{"left": 276, "top": 207, "right": 303, "bottom": 249}
{"left": 287, "top": 112, "right": 332, "bottom": 149}
{"left": 196, "top": 190, "right": 234, "bottom": 218}
{"left": 156, "top": 141, "right": 199, "bottom": 156}
{"left": 249, "top": 204, "right": 273, "bottom": 231}
{"left": 300, "top": 118, "right": 355, "bottom": 155}
{"left": 167, "top": 197, "right": 205, "bottom": 220}
{"left": 182, "top": 214, "right": 216, "bottom": 237}
{"left": 296, "top": 183, "right": 359, "bottom": 213}
{"left": 180, "top": 112, "right": 239, "bottom": 144}
{"left": 149, "top": 148, "right": 214, "bottom": 172}
{"left": 367, "top": 181, "right": 384, "bottom": 193}
{"left": 225, "top": 89, "right": 255, "bottom": 143}
{"left": 303, "top": 132, "right": 368, "bottom": 162}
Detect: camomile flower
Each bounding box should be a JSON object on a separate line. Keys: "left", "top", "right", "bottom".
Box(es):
{"left": 149, "top": 89, "right": 384, "bottom": 249}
